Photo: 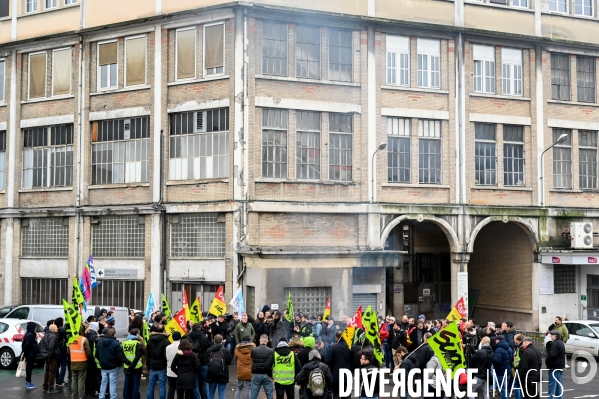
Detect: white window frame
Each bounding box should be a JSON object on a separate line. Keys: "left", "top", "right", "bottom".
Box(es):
{"left": 51, "top": 47, "right": 72, "bottom": 97}
{"left": 574, "top": 0, "right": 593, "bottom": 16}
{"left": 28, "top": 51, "right": 46, "bottom": 100}
{"left": 502, "top": 48, "right": 522, "bottom": 96}
{"left": 44, "top": 0, "right": 56, "bottom": 9}
{"left": 386, "top": 35, "right": 410, "bottom": 87}
{"left": 64, "top": 0, "right": 77, "bottom": 4}
{"left": 97, "top": 40, "right": 118, "bottom": 91}
{"left": 175, "top": 27, "right": 196, "bottom": 81}
{"left": 512, "top": 0, "right": 528, "bottom": 8}
{"left": 203, "top": 22, "right": 225, "bottom": 77}
{"left": 25, "top": 0, "right": 37, "bottom": 13}
{"left": 0, "top": 58, "right": 6, "bottom": 103}
{"left": 417, "top": 38, "right": 440, "bottom": 89}
{"left": 473, "top": 45, "right": 495, "bottom": 94}
{"left": 124, "top": 35, "right": 147, "bottom": 87}
{"left": 549, "top": 0, "right": 568, "bottom": 13}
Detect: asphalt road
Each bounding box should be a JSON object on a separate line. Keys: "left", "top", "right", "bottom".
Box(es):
{"left": 0, "top": 359, "right": 598, "bottom": 399}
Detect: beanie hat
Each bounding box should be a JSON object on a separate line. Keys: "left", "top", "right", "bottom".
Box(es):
{"left": 172, "top": 331, "right": 182, "bottom": 341}
{"left": 106, "top": 316, "right": 115, "bottom": 323}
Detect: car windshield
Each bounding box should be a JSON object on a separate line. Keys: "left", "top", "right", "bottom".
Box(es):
{"left": 588, "top": 323, "right": 599, "bottom": 335}
{"left": 0, "top": 307, "right": 11, "bottom": 318}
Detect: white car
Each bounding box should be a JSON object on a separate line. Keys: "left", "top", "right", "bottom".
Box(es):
{"left": 543, "top": 320, "right": 599, "bottom": 357}
{"left": 0, "top": 318, "right": 44, "bottom": 368}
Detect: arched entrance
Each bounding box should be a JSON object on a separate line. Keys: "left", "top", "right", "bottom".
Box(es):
{"left": 468, "top": 221, "right": 537, "bottom": 330}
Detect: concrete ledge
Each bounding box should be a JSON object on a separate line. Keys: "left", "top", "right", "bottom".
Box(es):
{"left": 167, "top": 98, "right": 230, "bottom": 113}
{"left": 89, "top": 107, "right": 150, "bottom": 121}
{"left": 382, "top": 107, "right": 450, "bottom": 120}
{"left": 547, "top": 118, "right": 599, "bottom": 130}
{"left": 21, "top": 114, "right": 74, "bottom": 128}
{"left": 255, "top": 97, "right": 361, "bottom": 114}
{"left": 469, "top": 112, "right": 531, "bottom": 125}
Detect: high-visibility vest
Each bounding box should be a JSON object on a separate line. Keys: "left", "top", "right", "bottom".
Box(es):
{"left": 121, "top": 339, "right": 142, "bottom": 369}
{"left": 272, "top": 352, "right": 295, "bottom": 385}
{"left": 69, "top": 336, "right": 87, "bottom": 363}
{"left": 93, "top": 344, "right": 100, "bottom": 369}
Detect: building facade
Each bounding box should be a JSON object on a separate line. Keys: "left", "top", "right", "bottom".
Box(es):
{"left": 0, "top": 0, "right": 597, "bottom": 330}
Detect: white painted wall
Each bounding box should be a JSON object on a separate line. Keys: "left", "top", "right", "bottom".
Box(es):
{"left": 538, "top": 263, "right": 580, "bottom": 330}
{"left": 20, "top": 258, "right": 69, "bottom": 278}
{"left": 169, "top": 259, "right": 226, "bottom": 281}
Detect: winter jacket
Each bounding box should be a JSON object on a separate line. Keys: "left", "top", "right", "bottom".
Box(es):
{"left": 492, "top": 339, "right": 514, "bottom": 379}
{"left": 323, "top": 323, "right": 337, "bottom": 344}
{"left": 22, "top": 322, "right": 40, "bottom": 360}
{"left": 359, "top": 363, "right": 379, "bottom": 398}
{"left": 146, "top": 332, "right": 171, "bottom": 370}
{"left": 235, "top": 342, "right": 255, "bottom": 380}
{"left": 416, "top": 343, "right": 434, "bottom": 370}
{"left": 380, "top": 324, "right": 389, "bottom": 343}
{"left": 391, "top": 329, "right": 406, "bottom": 350}
{"left": 265, "top": 344, "right": 302, "bottom": 382}
{"left": 95, "top": 336, "right": 130, "bottom": 370}
{"left": 326, "top": 340, "right": 354, "bottom": 383}
{"left": 555, "top": 324, "right": 569, "bottom": 343}
{"left": 426, "top": 355, "right": 443, "bottom": 389}
{"left": 270, "top": 319, "right": 287, "bottom": 348}
{"left": 39, "top": 330, "right": 59, "bottom": 359}
{"left": 233, "top": 322, "right": 256, "bottom": 346}
{"left": 299, "top": 322, "right": 313, "bottom": 338}
{"left": 254, "top": 319, "right": 265, "bottom": 342}
{"left": 185, "top": 329, "right": 212, "bottom": 365}
{"left": 545, "top": 338, "right": 566, "bottom": 369}
{"left": 67, "top": 336, "right": 92, "bottom": 371}
{"left": 502, "top": 327, "right": 517, "bottom": 352}
{"left": 470, "top": 344, "right": 493, "bottom": 380}
{"left": 209, "top": 321, "right": 227, "bottom": 340}
{"left": 166, "top": 341, "right": 180, "bottom": 378}
{"left": 251, "top": 343, "right": 274, "bottom": 376}
{"left": 399, "top": 355, "right": 419, "bottom": 393}
{"left": 206, "top": 343, "right": 233, "bottom": 384}
{"left": 408, "top": 328, "right": 425, "bottom": 351}
{"left": 298, "top": 337, "right": 315, "bottom": 367}
{"left": 296, "top": 360, "right": 334, "bottom": 399}
{"left": 171, "top": 351, "right": 201, "bottom": 389}
{"left": 517, "top": 342, "right": 542, "bottom": 392}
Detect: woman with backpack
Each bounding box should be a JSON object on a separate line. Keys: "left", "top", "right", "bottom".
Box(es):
{"left": 296, "top": 350, "right": 333, "bottom": 399}
{"left": 171, "top": 338, "right": 201, "bottom": 399}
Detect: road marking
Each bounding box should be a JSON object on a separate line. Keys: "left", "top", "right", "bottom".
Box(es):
{"left": 572, "top": 395, "right": 598, "bottom": 398}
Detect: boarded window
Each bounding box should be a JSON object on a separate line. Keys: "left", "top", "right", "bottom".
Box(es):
{"left": 176, "top": 28, "right": 196, "bottom": 80}
{"left": 126, "top": 37, "right": 146, "bottom": 86}
{"left": 52, "top": 48, "right": 71, "bottom": 96}
{"left": 204, "top": 24, "right": 224, "bottom": 72}
{"left": 29, "top": 53, "right": 47, "bottom": 99}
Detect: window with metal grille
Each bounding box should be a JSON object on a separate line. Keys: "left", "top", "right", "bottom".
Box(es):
{"left": 551, "top": 54, "right": 570, "bottom": 101}
{"left": 574, "top": 0, "right": 592, "bottom": 15}
{"left": 417, "top": 39, "right": 440, "bottom": 89}
{"left": 22, "top": 124, "right": 73, "bottom": 189}
{"left": 21, "top": 278, "right": 67, "bottom": 304}
{"left": 21, "top": 218, "right": 69, "bottom": 257}
{"left": 329, "top": 114, "right": 353, "bottom": 182}
{"left": 386, "top": 36, "right": 409, "bottom": 86}
{"left": 92, "top": 215, "right": 145, "bottom": 258}
{"left": 91, "top": 117, "right": 149, "bottom": 185}
{"left": 329, "top": 29, "right": 352, "bottom": 82}
{"left": 169, "top": 109, "right": 229, "bottom": 181}
{"left": 502, "top": 48, "right": 522, "bottom": 96}
{"left": 296, "top": 111, "right": 321, "bottom": 180}
{"left": 387, "top": 117, "right": 410, "bottom": 183}
{"left": 503, "top": 125, "right": 525, "bottom": 186}
{"left": 262, "top": 109, "right": 288, "bottom": 179}
{"left": 170, "top": 213, "right": 225, "bottom": 258}
{"left": 262, "top": 22, "right": 288, "bottom": 77}
{"left": 554, "top": 265, "right": 576, "bottom": 294}
{"left": 419, "top": 120, "right": 441, "bottom": 184}
{"left": 577, "top": 57, "right": 595, "bottom": 103}
{"left": 475, "top": 123, "right": 497, "bottom": 185}
{"left": 473, "top": 45, "right": 495, "bottom": 94}
{"left": 287, "top": 287, "right": 331, "bottom": 317}
{"left": 550, "top": 0, "right": 567, "bottom": 11}
{"left": 579, "top": 131, "right": 597, "bottom": 189}
{"left": 89, "top": 279, "right": 144, "bottom": 310}
{"left": 0, "top": 130, "right": 5, "bottom": 190}
{"left": 553, "top": 129, "right": 572, "bottom": 189}
{"left": 296, "top": 26, "right": 320, "bottom": 79}
{"left": 246, "top": 286, "right": 256, "bottom": 317}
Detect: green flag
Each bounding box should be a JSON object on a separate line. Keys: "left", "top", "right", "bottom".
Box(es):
{"left": 142, "top": 320, "right": 150, "bottom": 344}
{"left": 361, "top": 305, "right": 383, "bottom": 365}
{"left": 427, "top": 322, "right": 466, "bottom": 379}
{"left": 161, "top": 293, "right": 172, "bottom": 320}
{"left": 63, "top": 299, "right": 81, "bottom": 345}
{"left": 72, "top": 280, "right": 85, "bottom": 311}
{"left": 285, "top": 292, "right": 293, "bottom": 322}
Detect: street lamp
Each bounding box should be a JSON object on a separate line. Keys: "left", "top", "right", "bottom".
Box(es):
{"left": 540, "top": 133, "right": 568, "bottom": 207}
{"left": 371, "top": 142, "right": 387, "bottom": 203}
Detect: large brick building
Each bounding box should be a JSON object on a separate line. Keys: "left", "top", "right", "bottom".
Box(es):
{"left": 0, "top": 0, "right": 597, "bottom": 331}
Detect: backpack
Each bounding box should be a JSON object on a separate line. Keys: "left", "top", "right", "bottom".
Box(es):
{"left": 190, "top": 337, "right": 202, "bottom": 356}
{"left": 308, "top": 367, "right": 326, "bottom": 396}
{"left": 208, "top": 348, "right": 225, "bottom": 377}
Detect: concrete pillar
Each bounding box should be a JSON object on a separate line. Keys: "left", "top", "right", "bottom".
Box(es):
{"left": 4, "top": 218, "right": 13, "bottom": 305}
{"left": 451, "top": 252, "right": 469, "bottom": 314}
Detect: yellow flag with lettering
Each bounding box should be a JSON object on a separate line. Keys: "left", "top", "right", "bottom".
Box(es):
{"left": 361, "top": 305, "right": 383, "bottom": 365}
{"left": 72, "top": 280, "right": 85, "bottom": 311}
{"left": 190, "top": 297, "right": 204, "bottom": 323}
{"left": 427, "top": 322, "right": 466, "bottom": 379}
{"left": 142, "top": 320, "right": 150, "bottom": 344}
{"left": 62, "top": 299, "right": 81, "bottom": 345}
{"left": 208, "top": 286, "right": 226, "bottom": 317}
{"left": 165, "top": 317, "right": 186, "bottom": 343}
{"left": 341, "top": 326, "right": 355, "bottom": 349}
{"left": 161, "top": 294, "right": 172, "bottom": 320}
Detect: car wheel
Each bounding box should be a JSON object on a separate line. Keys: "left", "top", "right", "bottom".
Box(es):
{"left": 0, "top": 348, "right": 15, "bottom": 368}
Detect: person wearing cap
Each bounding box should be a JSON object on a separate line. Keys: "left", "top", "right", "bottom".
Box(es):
{"left": 296, "top": 349, "right": 333, "bottom": 399}
{"left": 265, "top": 339, "right": 301, "bottom": 399}
{"left": 515, "top": 335, "right": 542, "bottom": 399}
{"left": 492, "top": 335, "right": 513, "bottom": 399}
{"left": 546, "top": 330, "right": 565, "bottom": 399}
{"left": 96, "top": 328, "right": 131, "bottom": 399}
{"left": 166, "top": 331, "right": 182, "bottom": 399}
{"left": 250, "top": 334, "right": 274, "bottom": 399}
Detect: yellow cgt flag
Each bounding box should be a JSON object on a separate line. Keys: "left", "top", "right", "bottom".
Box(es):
{"left": 427, "top": 322, "right": 466, "bottom": 379}
{"left": 208, "top": 285, "right": 226, "bottom": 316}
{"left": 164, "top": 317, "right": 186, "bottom": 343}
{"left": 341, "top": 326, "right": 355, "bottom": 349}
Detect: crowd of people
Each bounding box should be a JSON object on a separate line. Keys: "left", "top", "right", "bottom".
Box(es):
{"left": 19, "top": 306, "right": 569, "bottom": 399}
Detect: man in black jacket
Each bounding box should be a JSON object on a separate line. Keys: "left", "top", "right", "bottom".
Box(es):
{"left": 250, "top": 335, "right": 275, "bottom": 399}
{"left": 53, "top": 317, "right": 69, "bottom": 387}
{"left": 186, "top": 322, "right": 212, "bottom": 399}
{"left": 416, "top": 333, "right": 434, "bottom": 370}
{"left": 469, "top": 336, "right": 493, "bottom": 399}
{"left": 326, "top": 332, "right": 354, "bottom": 399}
{"left": 146, "top": 324, "right": 171, "bottom": 399}
{"left": 296, "top": 350, "right": 334, "bottom": 399}
{"left": 40, "top": 324, "right": 60, "bottom": 393}
{"left": 517, "top": 337, "right": 542, "bottom": 399}
{"left": 358, "top": 349, "right": 379, "bottom": 398}
{"left": 546, "top": 331, "right": 566, "bottom": 399}
{"left": 323, "top": 317, "right": 338, "bottom": 346}
{"left": 210, "top": 315, "right": 228, "bottom": 342}
{"left": 96, "top": 328, "right": 131, "bottom": 399}
{"left": 391, "top": 321, "right": 407, "bottom": 362}
{"left": 206, "top": 334, "right": 233, "bottom": 399}
{"left": 265, "top": 340, "right": 302, "bottom": 399}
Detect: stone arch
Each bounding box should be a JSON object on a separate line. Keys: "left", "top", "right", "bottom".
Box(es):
{"left": 467, "top": 216, "right": 539, "bottom": 254}
{"left": 380, "top": 214, "right": 460, "bottom": 253}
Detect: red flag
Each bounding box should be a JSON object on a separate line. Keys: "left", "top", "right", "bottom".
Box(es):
{"left": 347, "top": 306, "right": 363, "bottom": 329}
{"left": 174, "top": 307, "right": 187, "bottom": 331}
{"left": 182, "top": 290, "right": 191, "bottom": 321}
{"left": 323, "top": 298, "right": 331, "bottom": 320}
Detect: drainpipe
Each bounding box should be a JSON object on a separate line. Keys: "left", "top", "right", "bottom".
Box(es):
{"left": 75, "top": 35, "right": 85, "bottom": 282}
{"left": 457, "top": 33, "right": 467, "bottom": 254}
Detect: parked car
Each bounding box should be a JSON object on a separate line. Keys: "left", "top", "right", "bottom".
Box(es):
{"left": 543, "top": 320, "right": 599, "bottom": 357}
{"left": 0, "top": 306, "right": 17, "bottom": 318}
{"left": 0, "top": 319, "right": 44, "bottom": 368}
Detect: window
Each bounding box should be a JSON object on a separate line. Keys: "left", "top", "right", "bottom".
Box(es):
{"left": 575, "top": 0, "right": 592, "bottom": 15}
{"left": 419, "top": 120, "right": 442, "bottom": 184}
{"left": 502, "top": 48, "right": 522, "bottom": 96}
{"left": 549, "top": 0, "right": 567, "bottom": 12}
{"left": 554, "top": 265, "right": 576, "bottom": 294}
{"left": 204, "top": 23, "right": 224, "bottom": 76}
{"left": 296, "top": 26, "right": 321, "bottom": 79}
{"left": 170, "top": 213, "right": 225, "bottom": 258}
{"left": 387, "top": 117, "right": 410, "bottom": 183}
{"left": 21, "top": 217, "right": 69, "bottom": 257}
{"left": 26, "top": 0, "right": 37, "bottom": 13}
{"left": 98, "top": 41, "right": 117, "bottom": 89}
{"left": 262, "top": 109, "right": 288, "bottom": 178}
{"left": 0, "top": 0, "right": 9, "bottom": 17}
{"left": 329, "top": 114, "right": 353, "bottom": 182}
{"left": 577, "top": 56, "right": 595, "bottom": 103}
{"left": 92, "top": 215, "right": 145, "bottom": 258}
{"left": 262, "top": 22, "right": 288, "bottom": 77}
{"left": 89, "top": 280, "right": 144, "bottom": 310}
{"left": 0, "top": 59, "right": 4, "bottom": 102}
{"left": 473, "top": 45, "right": 495, "bottom": 94}
{"left": 64, "top": 0, "right": 76, "bottom": 4}
{"left": 125, "top": 36, "right": 146, "bottom": 87}
{"left": 287, "top": 287, "right": 331, "bottom": 317}
{"left": 296, "top": 111, "right": 321, "bottom": 180}
{"left": 169, "top": 108, "right": 229, "bottom": 181}
{"left": 417, "top": 38, "right": 440, "bottom": 88}
{"left": 329, "top": 29, "right": 352, "bottom": 82}
{"left": 28, "top": 52, "right": 46, "bottom": 99}
{"left": 513, "top": 0, "right": 527, "bottom": 7}
{"left": 91, "top": 117, "right": 149, "bottom": 185}
{"left": 0, "top": 131, "right": 5, "bottom": 189}
{"left": 503, "top": 125, "right": 524, "bottom": 186}
{"left": 489, "top": 0, "right": 507, "bottom": 4}
{"left": 551, "top": 54, "right": 570, "bottom": 101}
{"left": 552, "top": 129, "right": 572, "bottom": 189}
{"left": 246, "top": 286, "right": 256, "bottom": 317}
{"left": 176, "top": 28, "right": 196, "bottom": 80}
{"left": 21, "top": 279, "right": 68, "bottom": 305}
{"left": 22, "top": 124, "right": 73, "bottom": 189}
{"left": 386, "top": 36, "right": 409, "bottom": 86}
{"left": 45, "top": 0, "right": 55, "bottom": 9}
{"left": 52, "top": 48, "right": 71, "bottom": 96}
{"left": 579, "top": 131, "right": 598, "bottom": 189}
{"left": 475, "top": 123, "right": 497, "bottom": 185}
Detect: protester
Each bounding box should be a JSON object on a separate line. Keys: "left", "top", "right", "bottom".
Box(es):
{"left": 69, "top": 325, "right": 92, "bottom": 399}
{"left": 266, "top": 339, "right": 302, "bottom": 399}
{"left": 546, "top": 330, "right": 566, "bottom": 399}
{"left": 296, "top": 350, "right": 334, "bottom": 399}
{"left": 358, "top": 349, "right": 379, "bottom": 399}
{"left": 250, "top": 334, "right": 274, "bottom": 399}
{"left": 166, "top": 332, "right": 182, "bottom": 399}
{"left": 326, "top": 331, "right": 354, "bottom": 399}
{"left": 85, "top": 321, "right": 102, "bottom": 397}
{"left": 234, "top": 314, "right": 256, "bottom": 346}
{"left": 22, "top": 321, "right": 40, "bottom": 389}
{"left": 186, "top": 322, "right": 212, "bottom": 399}
{"left": 501, "top": 322, "right": 517, "bottom": 352}
{"left": 426, "top": 354, "right": 444, "bottom": 398}
{"left": 123, "top": 328, "right": 145, "bottom": 399}
{"left": 393, "top": 346, "right": 408, "bottom": 369}
{"left": 147, "top": 324, "right": 171, "bottom": 399}
{"left": 206, "top": 334, "right": 233, "bottom": 399}
{"left": 270, "top": 311, "right": 287, "bottom": 349}
{"left": 468, "top": 336, "right": 493, "bottom": 399}
{"left": 96, "top": 328, "right": 131, "bottom": 399}
{"left": 517, "top": 337, "right": 542, "bottom": 399}
{"left": 40, "top": 323, "right": 60, "bottom": 394}
{"left": 53, "top": 317, "right": 69, "bottom": 387}
{"left": 235, "top": 335, "right": 255, "bottom": 399}
{"left": 171, "top": 338, "right": 202, "bottom": 399}
{"left": 492, "top": 335, "right": 514, "bottom": 399}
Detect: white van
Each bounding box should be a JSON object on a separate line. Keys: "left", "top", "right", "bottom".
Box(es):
{"left": 3, "top": 304, "right": 130, "bottom": 341}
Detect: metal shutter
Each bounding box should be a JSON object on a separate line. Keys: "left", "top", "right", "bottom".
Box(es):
{"left": 352, "top": 293, "right": 377, "bottom": 313}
